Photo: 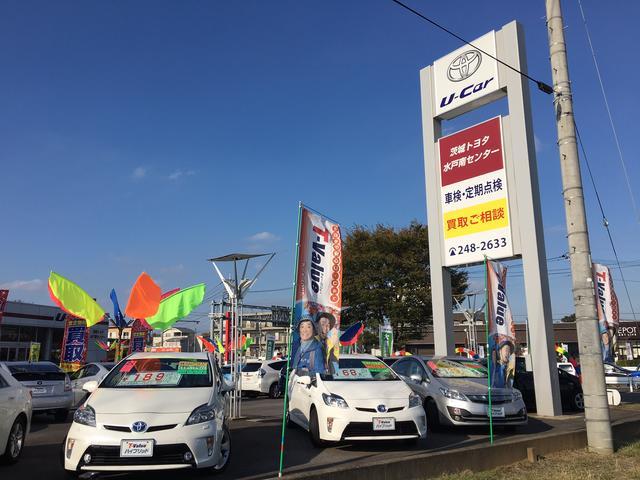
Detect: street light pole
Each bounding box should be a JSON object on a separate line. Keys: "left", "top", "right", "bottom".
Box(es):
{"left": 545, "top": 0, "right": 613, "bottom": 453}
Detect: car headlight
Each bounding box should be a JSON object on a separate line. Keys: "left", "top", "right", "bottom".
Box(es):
{"left": 322, "top": 393, "right": 349, "bottom": 409}
{"left": 73, "top": 405, "right": 96, "bottom": 427}
{"left": 186, "top": 404, "right": 217, "bottom": 425}
{"left": 439, "top": 387, "right": 467, "bottom": 401}
{"left": 408, "top": 393, "right": 421, "bottom": 408}
{"left": 511, "top": 389, "right": 522, "bottom": 401}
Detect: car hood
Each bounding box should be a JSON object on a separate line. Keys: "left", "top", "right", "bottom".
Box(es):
{"left": 322, "top": 380, "right": 410, "bottom": 400}
{"left": 89, "top": 387, "right": 212, "bottom": 414}
{"left": 434, "top": 377, "right": 512, "bottom": 395}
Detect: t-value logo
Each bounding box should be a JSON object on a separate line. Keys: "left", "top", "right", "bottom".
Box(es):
{"left": 433, "top": 31, "right": 500, "bottom": 118}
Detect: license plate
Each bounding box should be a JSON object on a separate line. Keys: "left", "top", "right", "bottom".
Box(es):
{"left": 373, "top": 417, "right": 395, "bottom": 431}
{"left": 487, "top": 406, "right": 505, "bottom": 418}
{"left": 32, "top": 387, "right": 47, "bottom": 395}
{"left": 120, "top": 439, "right": 154, "bottom": 457}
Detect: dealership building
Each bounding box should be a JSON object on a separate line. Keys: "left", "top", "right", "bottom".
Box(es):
{"left": 405, "top": 318, "right": 640, "bottom": 361}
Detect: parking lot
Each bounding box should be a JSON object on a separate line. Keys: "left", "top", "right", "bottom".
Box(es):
{"left": 7, "top": 394, "right": 640, "bottom": 480}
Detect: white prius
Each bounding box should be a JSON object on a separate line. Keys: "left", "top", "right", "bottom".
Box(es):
{"left": 63, "top": 352, "right": 232, "bottom": 477}
{"left": 287, "top": 354, "right": 426, "bottom": 446}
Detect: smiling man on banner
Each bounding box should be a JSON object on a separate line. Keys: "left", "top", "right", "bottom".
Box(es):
{"left": 486, "top": 260, "right": 517, "bottom": 389}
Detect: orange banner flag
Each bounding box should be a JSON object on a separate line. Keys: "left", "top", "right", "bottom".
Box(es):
{"left": 125, "top": 272, "right": 162, "bottom": 319}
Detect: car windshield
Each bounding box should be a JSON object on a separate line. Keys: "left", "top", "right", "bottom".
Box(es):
{"left": 320, "top": 358, "right": 398, "bottom": 382}
{"left": 101, "top": 357, "right": 212, "bottom": 388}
{"left": 8, "top": 363, "right": 66, "bottom": 382}
{"left": 242, "top": 363, "right": 261, "bottom": 372}
{"left": 426, "top": 358, "right": 488, "bottom": 378}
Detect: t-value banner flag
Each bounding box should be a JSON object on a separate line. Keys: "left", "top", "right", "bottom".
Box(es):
{"left": 291, "top": 205, "right": 343, "bottom": 376}
{"left": 486, "top": 259, "right": 516, "bottom": 389}
{"left": 592, "top": 263, "right": 620, "bottom": 362}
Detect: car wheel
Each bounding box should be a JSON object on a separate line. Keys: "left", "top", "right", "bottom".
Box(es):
{"left": 572, "top": 392, "right": 585, "bottom": 411}
{"left": 54, "top": 409, "right": 69, "bottom": 422}
{"left": 1, "top": 417, "right": 26, "bottom": 464}
{"left": 309, "top": 407, "right": 326, "bottom": 448}
{"left": 211, "top": 424, "right": 231, "bottom": 474}
{"left": 269, "top": 382, "right": 279, "bottom": 399}
{"left": 425, "top": 399, "right": 441, "bottom": 432}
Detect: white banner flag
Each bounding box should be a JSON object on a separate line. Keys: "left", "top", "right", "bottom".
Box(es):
{"left": 593, "top": 263, "right": 620, "bottom": 362}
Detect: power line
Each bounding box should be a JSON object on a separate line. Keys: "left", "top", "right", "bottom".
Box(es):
{"left": 388, "top": 0, "right": 553, "bottom": 94}
{"left": 577, "top": 0, "right": 639, "bottom": 223}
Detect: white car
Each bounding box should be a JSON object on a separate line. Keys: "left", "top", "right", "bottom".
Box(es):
{"left": 0, "top": 364, "right": 32, "bottom": 464}
{"left": 69, "top": 362, "right": 115, "bottom": 407}
{"left": 241, "top": 359, "right": 287, "bottom": 398}
{"left": 287, "top": 354, "right": 426, "bottom": 446}
{"left": 557, "top": 362, "right": 577, "bottom": 377}
{"left": 63, "top": 352, "right": 232, "bottom": 476}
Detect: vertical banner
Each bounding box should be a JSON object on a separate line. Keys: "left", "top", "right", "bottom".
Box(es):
{"left": 379, "top": 324, "right": 394, "bottom": 357}
{"left": 128, "top": 319, "right": 148, "bottom": 354}
{"left": 593, "top": 263, "right": 620, "bottom": 362}
{"left": 486, "top": 260, "right": 516, "bottom": 389}
{"left": 60, "top": 315, "right": 89, "bottom": 372}
{"left": 0, "top": 289, "right": 9, "bottom": 325}
{"left": 29, "top": 342, "right": 41, "bottom": 362}
{"left": 266, "top": 334, "right": 276, "bottom": 359}
{"left": 291, "top": 206, "right": 343, "bottom": 376}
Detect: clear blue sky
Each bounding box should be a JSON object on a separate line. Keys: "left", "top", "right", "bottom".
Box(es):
{"left": 2, "top": 1, "right": 639, "bottom": 330}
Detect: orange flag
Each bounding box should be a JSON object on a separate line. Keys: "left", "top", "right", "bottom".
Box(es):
{"left": 125, "top": 272, "right": 162, "bottom": 319}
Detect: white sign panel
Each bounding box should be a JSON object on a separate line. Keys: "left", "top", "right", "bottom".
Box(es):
{"left": 433, "top": 31, "right": 501, "bottom": 118}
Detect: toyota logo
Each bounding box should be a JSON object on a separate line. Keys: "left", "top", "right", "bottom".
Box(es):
{"left": 131, "top": 421, "right": 148, "bottom": 433}
{"left": 447, "top": 50, "right": 482, "bottom": 82}
{"left": 377, "top": 405, "right": 387, "bottom": 413}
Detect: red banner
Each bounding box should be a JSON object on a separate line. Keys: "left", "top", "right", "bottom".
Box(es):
{"left": 0, "top": 290, "right": 8, "bottom": 325}
{"left": 60, "top": 315, "right": 89, "bottom": 372}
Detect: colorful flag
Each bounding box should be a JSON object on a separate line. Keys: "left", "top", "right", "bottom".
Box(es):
{"left": 340, "top": 321, "right": 364, "bottom": 346}
{"left": 486, "top": 259, "right": 516, "bottom": 389}
{"left": 145, "top": 283, "right": 206, "bottom": 330}
{"left": 291, "top": 205, "right": 343, "bottom": 375}
{"left": 593, "top": 263, "right": 620, "bottom": 362}
{"left": 125, "top": 272, "right": 162, "bottom": 319}
{"left": 109, "top": 289, "right": 127, "bottom": 328}
{"left": 0, "top": 289, "right": 8, "bottom": 325}
{"left": 198, "top": 336, "right": 217, "bottom": 353}
{"left": 48, "top": 271, "right": 106, "bottom": 327}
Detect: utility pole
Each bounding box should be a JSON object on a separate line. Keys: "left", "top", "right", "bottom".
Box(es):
{"left": 545, "top": 0, "right": 613, "bottom": 453}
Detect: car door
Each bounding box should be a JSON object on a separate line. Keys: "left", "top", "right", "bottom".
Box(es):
{"left": 0, "top": 370, "right": 18, "bottom": 446}
{"left": 288, "top": 372, "right": 313, "bottom": 427}
{"left": 70, "top": 366, "right": 87, "bottom": 405}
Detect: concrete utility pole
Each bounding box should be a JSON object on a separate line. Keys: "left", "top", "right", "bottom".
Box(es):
{"left": 545, "top": 0, "right": 613, "bottom": 453}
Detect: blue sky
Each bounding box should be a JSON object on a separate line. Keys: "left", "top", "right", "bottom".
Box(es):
{"left": 1, "top": 1, "right": 639, "bottom": 330}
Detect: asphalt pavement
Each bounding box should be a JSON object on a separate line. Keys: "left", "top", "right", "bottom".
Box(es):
{"left": 3, "top": 396, "right": 637, "bottom": 480}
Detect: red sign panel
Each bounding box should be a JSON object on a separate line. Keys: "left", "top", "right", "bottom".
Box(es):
{"left": 438, "top": 117, "right": 504, "bottom": 187}
{"left": 0, "top": 290, "right": 8, "bottom": 325}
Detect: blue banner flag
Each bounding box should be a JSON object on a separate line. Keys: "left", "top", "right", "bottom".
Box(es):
{"left": 110, "top": 289, "right": 127, "bottom": 328}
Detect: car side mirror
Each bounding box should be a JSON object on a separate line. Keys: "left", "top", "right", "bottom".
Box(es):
{"left": 296, "top": 375, "right": 311, "bottom": 386}
{"left": 409, "top": 373, "right": 422, "bottom": 384}
{"left": 220, "top": 379, "right": 234, "bottom": 393}
{"left": 82, "top": 380, "right": 99, "bottom": 393}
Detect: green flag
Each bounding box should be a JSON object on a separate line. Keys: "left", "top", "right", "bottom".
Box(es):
{"left": 146, "top": 283, "right": 206, "bottom": 330}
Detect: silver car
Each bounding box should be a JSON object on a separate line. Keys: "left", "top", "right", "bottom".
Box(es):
{"left": 389, "top": 356, "right": 527, "bottom": 429}
{"left": 3, "top": 362, "right": 73, "bottom": 422}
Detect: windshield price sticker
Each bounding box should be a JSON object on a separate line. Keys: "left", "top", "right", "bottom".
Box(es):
{"left": 177, "top": 361, "right": 208, "bottom": 375}
{"left": 120, "top": 360, "right": 137, "bottom": 373}
{"left": 334, "top": 368, "right": 373, "bottom": 379}
{"left": 117, "top": 371, "right": 182, "bottom": 386}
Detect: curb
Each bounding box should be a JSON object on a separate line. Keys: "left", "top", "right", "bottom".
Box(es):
{"left": 278, "top": 415, "right": 640, "bottom": 480}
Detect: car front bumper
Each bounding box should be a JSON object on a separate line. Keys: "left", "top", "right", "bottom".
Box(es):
{"left": 436, "top": 397, "right": 527, "bottom": 426}
{"left": 317, "top": 404, "right": 427, "bottom": 442}
{"left": 64, "top": 418, "right": 225, "bottom": 472}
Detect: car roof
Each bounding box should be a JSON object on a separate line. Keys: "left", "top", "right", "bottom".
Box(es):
{"left": 339, "top": 354, "right": 382, "bottom": 360}
{"left": 127, "top": 352, "right": 209, "bottom": 360}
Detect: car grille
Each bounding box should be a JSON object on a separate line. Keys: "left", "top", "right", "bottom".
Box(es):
{"left": 355, "top": 407, "right": 404, "bottom": 413}
{"left": 342, "top": 421, "right": 418, "bottom": 438}
{"left": 467, "top": 394, "right": 512, "bottom": 404}
{"left": 102, "top": 424, "right": 177, "bottom": 433}
{"left": 81, "top": 443, "right": 193, "bottom": 466}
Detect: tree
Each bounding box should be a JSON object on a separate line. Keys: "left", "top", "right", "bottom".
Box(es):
{"left": 560, "top": 313, "right": 576, "bottom": 323}
{"left": 341, "top": 222, "right": 468, "bottom": 346}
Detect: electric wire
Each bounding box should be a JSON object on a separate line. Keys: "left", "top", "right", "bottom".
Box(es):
{"left": 388, "top": 0, "right": 553, "bottom": 94}
{"left": 577, "top": 0, "right": 639, "bottom": 223}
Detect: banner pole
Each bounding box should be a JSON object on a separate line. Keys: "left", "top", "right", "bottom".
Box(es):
{"left": 278, "top": 202, "right": 303, "bottom": 478}
{"left": 484, "top": 256, "right": 494, "bottom": 444}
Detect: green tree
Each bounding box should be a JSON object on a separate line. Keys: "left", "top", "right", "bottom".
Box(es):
{"left": 341, "top": 222, "right": 468, "bottom": 347}
{"left": 560, "top": 313, "right": 576, "bottom": 323}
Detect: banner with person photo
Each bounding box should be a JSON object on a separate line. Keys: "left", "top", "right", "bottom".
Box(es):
{"left": 290, "top": 205, "right": 343, "bottom": 376}
{"left": 485, "top": 259, "right": 516, "bottom": 389}
{"left": 592, "top": 263, "right": 619, "bottom": 363}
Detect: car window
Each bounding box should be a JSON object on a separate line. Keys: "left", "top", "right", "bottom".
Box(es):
{"left": 101, "top": 357, "right": 213, "bottom": 388}
{"left": 393, "top": 360, "right": 410, "bottom": 376}
{"left": 69, "top": 367, "right": 85, "bottom": 380}
{"left": 269, "top": 361, "right": 286, "bottom": 371}
{"left": 84, "top": 365, "right": 100, "bottom": 377}
{"left": 8, "top": 363, "right": 66, "bottom": 382}
{"left": 320, "top": 358, "right": 399, "bottom": 382}
{"left": 406, "top": 360, "right": 427, "bottom": 380}
{"left": 242, "top": 363, "right": 261, "bottom": 373}
{"left": 0, "top": 371, "right": 8, "bottom": 388}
